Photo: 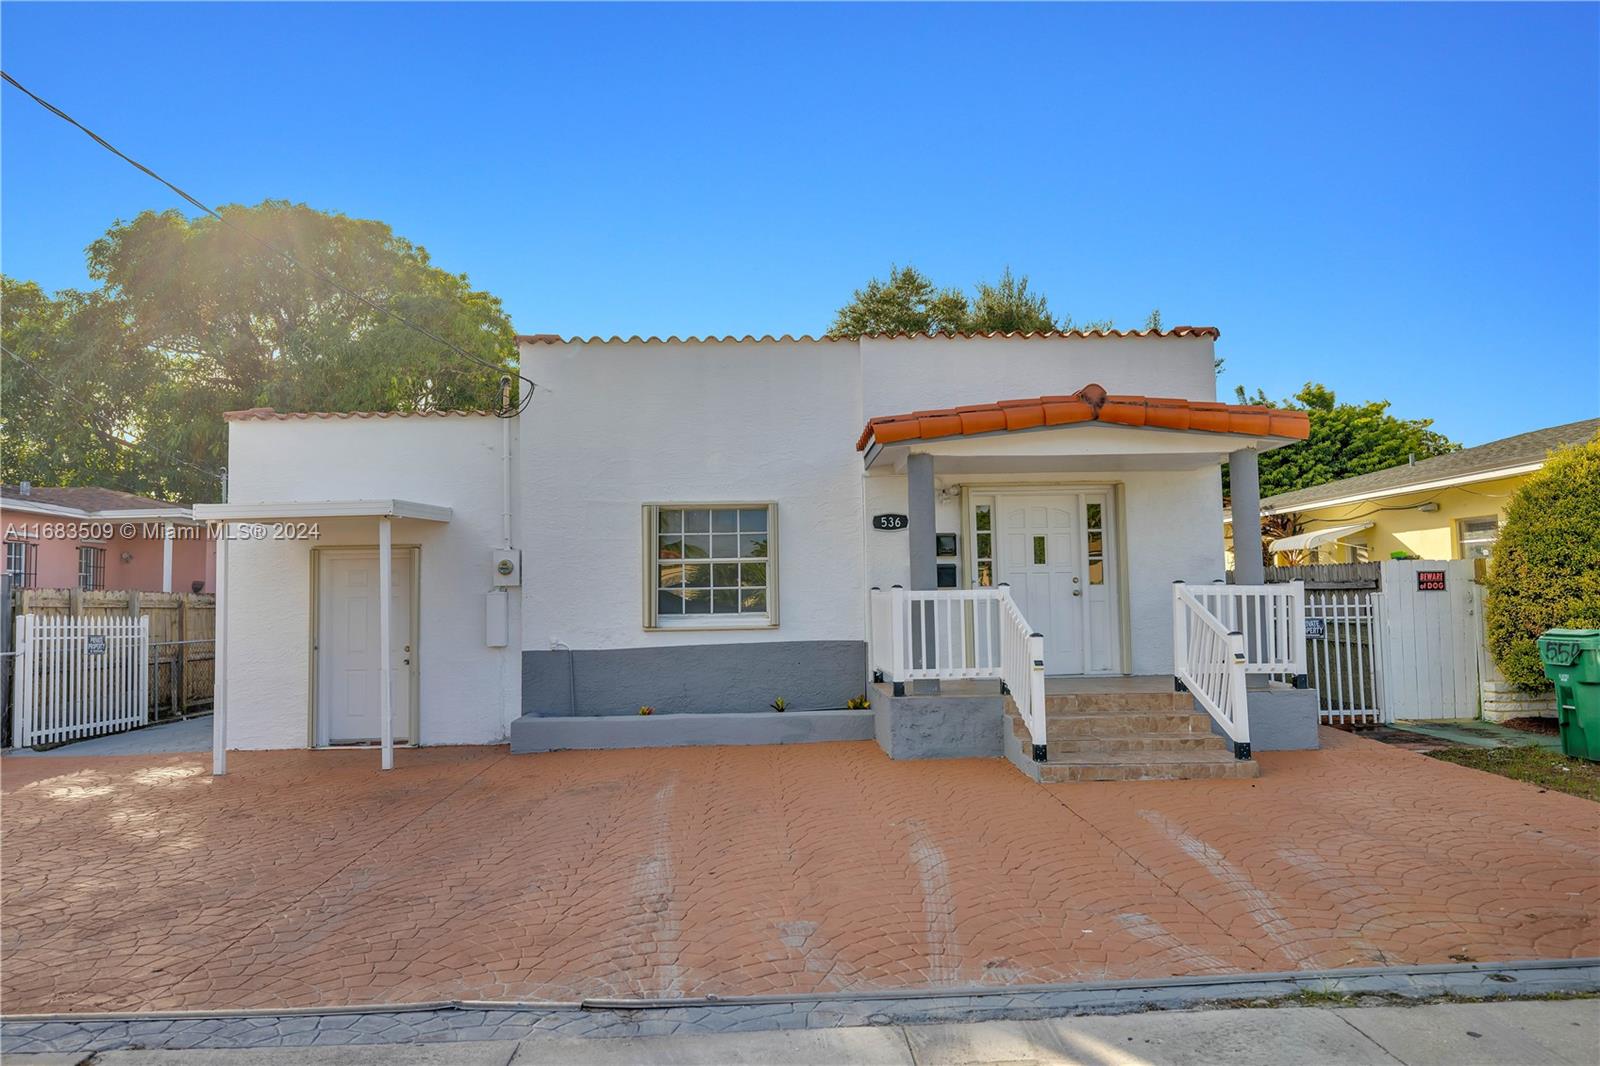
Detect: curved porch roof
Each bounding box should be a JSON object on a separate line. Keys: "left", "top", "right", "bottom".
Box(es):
{"left": 855, "top": 383, "right": 1309, "bottom": 453}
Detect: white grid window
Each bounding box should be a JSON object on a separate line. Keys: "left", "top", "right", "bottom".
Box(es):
{"left": 78, "top": 545, "right": 105, "bottom": 591}
{"left": 645, "top": 504, "right": 776, "bottom": 627}
{"left": 1459, "top": 516, "right": 1500, "bottom": 560}
{"left": 5, "top": 540, "right": 36, "bottom": 587}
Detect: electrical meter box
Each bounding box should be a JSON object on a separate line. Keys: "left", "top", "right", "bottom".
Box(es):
{"left": 492, "top": 549, "right": 522, "bottom": 587}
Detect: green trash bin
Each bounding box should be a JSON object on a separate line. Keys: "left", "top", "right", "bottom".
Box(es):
{"left": 1537, "top": 628, "right": 1600, "bottom": 762}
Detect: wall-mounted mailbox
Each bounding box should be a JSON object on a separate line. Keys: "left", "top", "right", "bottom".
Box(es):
{"left": 936, "top": 533, "right": 958, "bottom": 557}
{"left": 936, "top": 563, "right": 958, "bottom": 588}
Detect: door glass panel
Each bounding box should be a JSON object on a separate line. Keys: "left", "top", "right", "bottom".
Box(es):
{"left": 1086, "top": 498, "right": 1105, "bottom": 584}
{"left": 973, "top": 506, "right": 994, "bottom": 587}
{"left": 1033, "top": 536, "right": 1047, "bottom": 564}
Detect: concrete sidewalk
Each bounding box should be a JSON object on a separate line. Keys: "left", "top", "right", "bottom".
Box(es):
{"left": 11, "top": 999, "right": 1597, "bottom": 1065}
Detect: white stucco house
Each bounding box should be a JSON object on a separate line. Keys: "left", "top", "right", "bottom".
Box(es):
{"left": 197, "top": 328, "right": 1319, "bottom": 782}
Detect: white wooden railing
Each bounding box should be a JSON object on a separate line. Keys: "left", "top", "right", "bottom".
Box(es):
{"left": 11, "top": 615, "right": 150, "bottom": 747}
{"left": 868, "top": 586, "right": 1047, "bottom": 757}
{"left": 1184, "top": 581, "right": 1307, "bottom": 680}
{"left": 1172, "top": 583, "right": 1250, "bottom": 755}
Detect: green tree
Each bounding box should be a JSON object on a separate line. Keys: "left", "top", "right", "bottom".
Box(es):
{"left": 2, "top": 201, "right": 518, "bottom": 502}
{"left": 827, "top": 265, "right": 970, "bottom": 337}
{"left": 828, "top": 264, "right": 1113, "bottom": 337}
{"left": 1485, "top": 436, "right": 1600, "bottom": 689}
{"left": 1231, "top": 383, "right": 1459, "bottom": 498}
{"left": 969, "top": 267, "right": 1057, "bottom": 333}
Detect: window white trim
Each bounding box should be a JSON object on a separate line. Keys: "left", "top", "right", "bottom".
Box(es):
{"left": 1457, "top": 515, "right": 1500, "bottom": 560}
{"left": 641, "top": 502, "right": 779, "bottom": 630}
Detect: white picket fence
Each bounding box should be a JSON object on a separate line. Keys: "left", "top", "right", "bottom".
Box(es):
{"left": 868, "top": 586, "right": 1047, "bottom": 755}
{"left": 1188, "top": 581, "right": 1307, "bottom": 678}
{"left": 11, "top": 615, "right": 150, "bottom": 746}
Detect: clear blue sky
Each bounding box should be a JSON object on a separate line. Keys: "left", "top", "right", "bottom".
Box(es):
{"left": 3, "top": 2, "right": 1596, "bottom": 446}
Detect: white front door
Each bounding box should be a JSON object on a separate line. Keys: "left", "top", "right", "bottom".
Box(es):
{"left": 317, "top": 549, "right": 415, "bottom": 745}
{"left": 994, "top": 492, "right": 1120, "bottom": 674}
{"left": 999, "top": 495, "right": 1084, "bottom": 674}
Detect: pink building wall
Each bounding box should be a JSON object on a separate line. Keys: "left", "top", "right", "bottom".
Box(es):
{"left": 0, "top": 507, "right": 213, "bottom": 593}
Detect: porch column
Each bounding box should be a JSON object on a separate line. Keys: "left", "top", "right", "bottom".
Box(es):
{"left": 161, "top": 524, "right": 174, "bottom": 593}
{"left": 211, "top": 523, "right": 227, "bottom": 776}
{"left": 907, "top": 452, "right": 937, "bottom": 591}
{"left": 1229, "top": 447, "right": 1264, "bottom": 585}
{"left": 906, "top": 452, "right": 939, "bottom": 693}
{"left": 378, "top": 516, "right": 394, "bottom": 771}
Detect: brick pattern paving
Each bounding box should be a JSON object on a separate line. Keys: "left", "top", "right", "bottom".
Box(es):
{"left": 3, "top": 730, "right": 1596, "bottom": 1014}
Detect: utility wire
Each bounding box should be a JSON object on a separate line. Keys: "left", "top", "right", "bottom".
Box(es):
{"left": 1, "top": 69, "right": 535, "bottom": 417}
{"left": 2, "top": 344, "right": 227, "bottom": 485}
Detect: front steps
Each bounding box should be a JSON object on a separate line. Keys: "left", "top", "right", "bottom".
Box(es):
{"left": 1006, "top": 689, "right": 1259, "bottom": 782}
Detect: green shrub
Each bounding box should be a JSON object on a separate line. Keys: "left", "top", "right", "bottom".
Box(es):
{"left": 1485, "top": 435, "right": 1600, "bottom": 689}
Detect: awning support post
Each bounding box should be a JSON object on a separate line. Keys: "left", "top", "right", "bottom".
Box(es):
{"left": 379, "top": 515, "right": 394, "bottom": 771}
{"left": 161, "top": 523, "right": 174, "bottom": 594}
{"left": 211, "top": 523, "right": 228, "bottom": 776}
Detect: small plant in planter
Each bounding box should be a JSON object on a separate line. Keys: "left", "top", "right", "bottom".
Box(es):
{"left": 769, "top": 697, "right": 788, "bottom": 713}
{"left": 846, "top": 694, "right": 871, "bottom": 710}
{"left": 639, "top": 705, "right": 655, "bottom": 716}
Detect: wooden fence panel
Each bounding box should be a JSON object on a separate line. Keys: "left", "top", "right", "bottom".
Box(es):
{"left": 8, "top": 588, "right": 215, "bottom": 732}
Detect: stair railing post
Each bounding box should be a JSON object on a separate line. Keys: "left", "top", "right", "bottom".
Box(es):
{"left": 889, "top": 585, "right": 908, "bottom": 697}
{"left": 1228, "top": 629, "right": 1251, "bottom": 759}
{"left": 1028, "top": 631, "right": 1047, "bottom": 762}
{"left": 1171, "top": 580, "right": 1188, "bottom": 692}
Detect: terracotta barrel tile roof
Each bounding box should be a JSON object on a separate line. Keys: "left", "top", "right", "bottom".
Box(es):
{"left": 224, "top": 407, "right": 494, "bottom": 422}
{"left": 855, "top": 384, "right": 1310, "bottom": 451}
{"left": 513, "top": 326, "right": 1220, "bottom": 345}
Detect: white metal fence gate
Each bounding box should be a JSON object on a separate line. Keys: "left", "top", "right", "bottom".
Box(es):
{"left": 11, "top": 615, "right": 150, "bottom": 747}
{"left": 1304, "top": 590, "right": 1383, "bottom": 725}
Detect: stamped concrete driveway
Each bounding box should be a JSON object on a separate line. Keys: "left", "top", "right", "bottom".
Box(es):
{"left": 3, "top": 730, "right": 1597, "bottom": 1014}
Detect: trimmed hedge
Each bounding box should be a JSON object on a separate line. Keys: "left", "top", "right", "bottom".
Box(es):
{"left": 1484, "top": 435, "right": 1600, "bottom": 689}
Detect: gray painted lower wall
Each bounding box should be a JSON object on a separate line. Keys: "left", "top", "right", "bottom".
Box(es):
{"left": 1201, "top": 684, "right": 1321, "bottom": 751}
{"left": 871, "top": 682, "right": 1004, "bottom": 760}
{"left": 522, "top": 640, "right": 867, "bottom": 717}
{"left": 510, "top": 709, "right": 874, "bottom": 753}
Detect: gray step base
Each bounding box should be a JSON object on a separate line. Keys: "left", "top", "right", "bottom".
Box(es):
{"left": 510, "top": 709, "right": 874, "bottom": 753}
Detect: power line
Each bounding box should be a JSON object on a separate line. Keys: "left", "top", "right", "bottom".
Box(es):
{"left": 1, "top": 68, "right": 535, "bottom": 417}
{"left": 1, "top": 344, "right": 227, "bottom": 485}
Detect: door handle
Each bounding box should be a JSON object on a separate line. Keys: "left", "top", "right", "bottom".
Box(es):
{"left": 1072, "top": 589, "right": 1082, "bottom": 597}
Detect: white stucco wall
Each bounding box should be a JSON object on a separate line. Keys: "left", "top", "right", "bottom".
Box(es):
{"left": 861, "top": 334, "right": 1218, "bottom": 418}
{"left": 222, "top": 415, "right": 521, "bottom": 748}
{"left": 520, "top": 333, "right": 1228, "bottom": 673}
{"left": 518, "top": 338, "right": 866, "bottom": 651}
{"left": 862, "top": 466, "right": 1224, "bottom": 676}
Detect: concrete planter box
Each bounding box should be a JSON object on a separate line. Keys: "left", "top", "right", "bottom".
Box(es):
{"left": 510, "top": 709, "right": 873, "bottom": 753}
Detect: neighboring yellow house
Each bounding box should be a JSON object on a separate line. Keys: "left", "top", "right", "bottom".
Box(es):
{"left": 1226, "top": 417, "right": 1598, "bottom": 567}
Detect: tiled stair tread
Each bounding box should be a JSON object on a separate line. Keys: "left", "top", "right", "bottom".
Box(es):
{"left": 1047, "top": 714, "right": 1214, "bottom": 735}
{"left": 1045, "top": 748, "right": 1242, "bottom": 766}
{"left": 1041, "top": 759, "right": 1260, "bottom": 782}
{"left": 1049, "top": 732, "right": 1226, "bottom": 751}
{"left": 1044, "top": 693, "right": 1192, "bottom": 712}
